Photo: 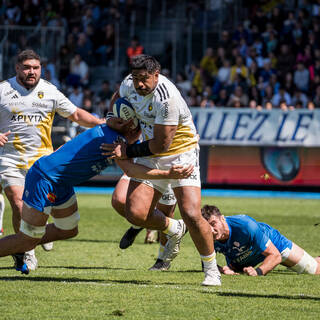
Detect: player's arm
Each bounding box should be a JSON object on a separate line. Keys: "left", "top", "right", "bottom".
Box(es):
{"left": 68, "top": 107, "right": 105, "bottom": 127}
{"left": 116, "top": 159, "right": 193, "bottom": 180}
{"left": 243, "top": 242, "right": 282, "bottom": 276}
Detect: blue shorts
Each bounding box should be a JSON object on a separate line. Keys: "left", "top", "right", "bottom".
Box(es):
{"left": 22, "top": 165, "right": 75, "bottom": 214}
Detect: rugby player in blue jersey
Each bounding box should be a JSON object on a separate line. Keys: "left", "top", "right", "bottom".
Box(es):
{"left": 0, "top": 122, "right": 193, "bottom": 275}
{"left": 201, "top": 205, "right": 320, "bottom": 276}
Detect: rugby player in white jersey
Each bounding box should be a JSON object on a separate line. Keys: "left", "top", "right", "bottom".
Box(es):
{"left": 104, "top": 54, "right": 221, "bottom": 286}
{"left": 0, "top": 49, "right": 105, "bottom": 270}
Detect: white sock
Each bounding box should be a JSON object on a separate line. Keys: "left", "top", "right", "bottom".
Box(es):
{"left": 162, "top": 218, "right": 179, "bottom": 236}
{"left": 201, "top": 252, "right": 217, "bottom": 270}
{"left": 0, "top": 193, "right": 4, "bottom": 232}
{"left": 157, "top": 244, "right": 166, "bottom": 260}
{"left": 25, "top": 249, "right": 35, "bottom": 255}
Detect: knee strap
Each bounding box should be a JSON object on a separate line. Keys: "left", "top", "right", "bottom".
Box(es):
{"left": 20, "top": 219, "right": 46, "bottom": 238}
{"left": 290, "top": 251, "right": 318, "bottom": 274}
{"left": 53, "top": 211, "right": 80, "bottom": 230}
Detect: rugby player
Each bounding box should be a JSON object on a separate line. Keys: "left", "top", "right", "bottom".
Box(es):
{"left": 201, "top": 205, "right": 320, "bottom": 276}
{"left": 0, "top": 49, "right": 105, "bottom": 270}
{"left": 104, "top": 54, "right": 221, "bottom": 286}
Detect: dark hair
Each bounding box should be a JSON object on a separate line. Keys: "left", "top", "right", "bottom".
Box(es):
{"left": 16, "top": 49, "right": 41, "bottom": 64}
{"left": 201, "top": 205, "right": 222, "bottom": 220}
{"left": 130, "top": 54, "right": 161, "bottom": 73}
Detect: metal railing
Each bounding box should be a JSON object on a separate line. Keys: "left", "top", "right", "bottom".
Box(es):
{"left": 0, "top": 25, "right": 65, "bottom": 80}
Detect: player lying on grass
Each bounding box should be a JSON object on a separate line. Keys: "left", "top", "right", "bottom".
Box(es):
{"left": 201, "top": 205, "right": 320, "bottom": 276}
{"left": 0, "top": 122, "right": 193, "bottom": 275}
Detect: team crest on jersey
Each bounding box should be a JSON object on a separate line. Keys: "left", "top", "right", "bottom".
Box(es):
{"left": 148, "top": 105, "right": 153, "bottom": 111}
{"left": 37, "top": 91, "right": 44, "bottom": 99}
{"left": 47, "top": 192, "right": 57, "bottom": 203}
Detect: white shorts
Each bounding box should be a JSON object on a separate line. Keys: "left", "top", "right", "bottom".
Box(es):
{"left": 119, "top": 174, "right": 177, "bottom": 206}
{"left": 0, "top": 165, "right": 27, "bottom": 188}
{"left": 132, "top": 147, "right": 201, "bottom": 194}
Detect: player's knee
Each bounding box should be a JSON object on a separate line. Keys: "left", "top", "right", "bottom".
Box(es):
{"left": 111, "top": 193, "right": 125, "bottom": 211}
{"left": 52, "top": 211, "right": 79, "bottom": 239}
{"left": 20, "top": 219, "right": 46, "bottom": 239}
{"left": 291, "top": 251, "right": 319, "bottom": 274}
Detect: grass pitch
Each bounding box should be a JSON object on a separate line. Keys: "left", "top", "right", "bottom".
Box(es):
{"left": 0, "top": 194, "right": 319, "bottom": 320}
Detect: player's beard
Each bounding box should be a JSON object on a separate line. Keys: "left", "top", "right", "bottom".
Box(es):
{"left": 18, "top": 74, "right": 40, "bottom": 90}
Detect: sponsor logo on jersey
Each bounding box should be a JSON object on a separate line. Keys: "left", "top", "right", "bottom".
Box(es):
{"left": 11, "top": 114, "right": 43, "bottom": 122}
{"left": 11, "top": 94, "right": 19, "bottom": 99}
{"left": 38, "top": 91, "right": 44, "bottom": 99}
{"left": 32, "top": 102, "right": 49, "bottom": 108}
{"left": 47, "top": 192, "right": 57, "bottom": 203}
{"left": 4, "top": 89, "right": 15, "bottom": 96}
{"left": 161, "top": 102, "right": 169, "bottom": 118}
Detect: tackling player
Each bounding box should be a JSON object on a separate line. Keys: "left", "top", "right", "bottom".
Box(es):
{"left": 0, "top": 121, "right": 193, "bottom": 275}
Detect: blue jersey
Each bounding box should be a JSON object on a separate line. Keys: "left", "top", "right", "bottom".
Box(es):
{"left": 34, "top": 124, "right": 122, "bottom": 186}
{"left": 214, "top": 215, "right": 292, "bottom": 271}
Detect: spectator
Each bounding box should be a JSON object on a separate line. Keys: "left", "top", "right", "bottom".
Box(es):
{"left": 291, "top": 90, "right": 308, "bottom": 108}
{"left": 294, "top": 62, "right": 309, "bottom": 92}
{"left": 75, "top": 33, "right": 93, "bottom": 65}
{"left": 272, "top": 87, "right": 292, "bottom": 108}
{"left": 68, "top": 53, "right": 89, "bottom": 87}
{"left": 186, "top": 86, "right": 201, "bottom": 107}
{"left": 227, "top": 85, "right": 249, "bottom": 107}
{"left": 44, "top": 69, "right": 60, "bottom": 89}
{"left": 283, "top": 72, "right": 295, "bottom": 96}
{"left": 215, "top": 59, "right": 231, "bottom": 88}
{"left": 176, "top": 72, "right": 192, "bottom": 98}
{"left": 261, "top": 85, "right": 274, "bottom": 107}
{"left": 68, "top": 86, "right": 84, "bottom": 107}
{"left": 97, "top": 80, "right": 113, "bottom": 104}
{"left": 215, "top": 88, "right": 229, "bottom": 107}
{"left": 230, "top": 56, "right": 248, "bottom": 83}
{"left": 96, "top": 23, "right": 115, "bottom": 65}
{"left": 313, "top": 85, "right": 320, "bottom": 108}
{"left": 277, "top": 44, "right": 296, "bottom": 80}
{"left": 126, "top": 36, "right": 144, "bottom": 64}
{"left": 200, "top": 47, "right": 217, "bottom": 86}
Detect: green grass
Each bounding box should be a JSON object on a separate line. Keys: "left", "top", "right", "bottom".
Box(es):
{"left": 0, "top": 194, "right": 319, "bottom": 320}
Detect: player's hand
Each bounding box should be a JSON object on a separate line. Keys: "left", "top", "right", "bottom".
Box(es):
{"left": 168, "top": 164, "right": 194, "bottom": 179}
{"left": 0, "top": 130, "right": 10, "bottom": 147}
{"left": 222, "top": 266, "right": 239, "bottom": 275}
{"left": 106, "top": 117, "right": 134, "bottom": 132}
{"left": 100, "top": 140, "right": 128, "bottom": 159}
{"left": 243, "top": 266, "right": 258, "bottom": 276}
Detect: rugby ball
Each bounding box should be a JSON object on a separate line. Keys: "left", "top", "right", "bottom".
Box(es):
{"left": 113, "top": 97, "right": 139, "bottom": 129}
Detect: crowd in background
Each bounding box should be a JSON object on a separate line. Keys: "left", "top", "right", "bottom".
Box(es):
{"left": 1, "top": 0, "right": 320, "bottom": 118}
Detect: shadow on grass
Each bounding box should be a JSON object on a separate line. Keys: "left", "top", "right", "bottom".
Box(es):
{"left": 0, "top": 276, "right": 152, "bottom": 286}
{"left": 67, "top": 238, "right": 118, "bottom": 244}
{"left": 214, "top": 292, "right": 320, "bottom": 301}
{"left": 40, "top": 265, "right": 136, "bottom": 271}
{"left": 0, "top": 265, "right": 136, "bottom": 272}
{"left": 0, "top": 276, "right": 106, "bottom": 283}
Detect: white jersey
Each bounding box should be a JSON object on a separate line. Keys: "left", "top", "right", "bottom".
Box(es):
{"left": 0, "top": 77, "right": 77, "bottom": 169}
{"left": 119, "top": 74, "right": 198, "bottom": 157}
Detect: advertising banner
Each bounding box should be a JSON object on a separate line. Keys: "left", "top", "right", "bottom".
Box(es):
{"left": 190, "top": 108, "right": 320, "bottom": 147}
